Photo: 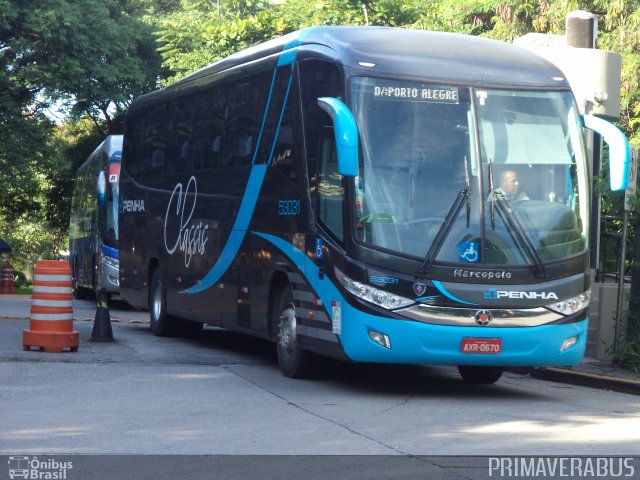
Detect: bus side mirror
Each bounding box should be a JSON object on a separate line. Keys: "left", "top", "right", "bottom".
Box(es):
{"left": 97, "top": 171, "right": 107, "bottom": 208}
{"left": 583, "top": 114, "right": 631, "bottom": 191}
{"left": 317, "top": 97, "right": 359, "bottom": 177}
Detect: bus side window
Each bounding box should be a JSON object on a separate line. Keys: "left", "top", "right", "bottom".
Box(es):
{"left": 143, "top": 104, "right": 168, "bottom": 176}
{"left": 318, "top": 128, "right": 343, "bottom": 241}
{"left": 298, "top": 59, "right": 343, "bottom": 239}
{"left": 270, "top": 83, "right": 298, "bottom": 183}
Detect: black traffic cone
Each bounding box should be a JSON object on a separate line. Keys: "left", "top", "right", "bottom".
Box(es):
{"left": 91, "top": 288, "right": 114, "bottom": 342}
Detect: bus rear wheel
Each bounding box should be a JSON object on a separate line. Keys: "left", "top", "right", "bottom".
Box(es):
{"left": 457, "top": 366, "right": 504, "bottom": 384}
{"left": 72, "top": 263, "right": 88, "bottom": 300}
{"left": 273, "top": 284, "right": 316, "bottom": 378}
{"left": 149, "top": 268, "right": 179, "bottom": 337}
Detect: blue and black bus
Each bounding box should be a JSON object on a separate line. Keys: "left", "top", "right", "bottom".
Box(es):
{"left": 69, "top": 135, "right": 122, "bottom": 299}
{"left": 119, "top": 27, "right": 630, "bottom": 382}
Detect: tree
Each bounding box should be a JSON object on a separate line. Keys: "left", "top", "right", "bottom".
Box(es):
{"left": 0, "top": 0, "right": 164, "bottom": 273}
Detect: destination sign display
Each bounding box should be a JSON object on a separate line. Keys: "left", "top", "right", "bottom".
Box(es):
{"left": 372, "top": 84, "right": 459, "bottom": 103}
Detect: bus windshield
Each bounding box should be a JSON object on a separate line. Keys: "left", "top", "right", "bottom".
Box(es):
{"left": 106, "top": 166, "right": 119, "bottom": 243}
{"left": 351, "top": 77, "right": 589, "bottom": 267}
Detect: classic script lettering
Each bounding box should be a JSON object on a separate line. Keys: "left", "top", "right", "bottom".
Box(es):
{"left": 164, "top": 176, "right": 209, "bottom": 268}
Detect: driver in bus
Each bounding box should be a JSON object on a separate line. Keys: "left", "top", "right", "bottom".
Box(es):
{"left": 495, "top": 169, "right": 529, "bottom": 202}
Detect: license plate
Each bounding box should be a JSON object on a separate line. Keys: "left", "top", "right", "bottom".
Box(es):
{"left": 461, "top": 338, "right": 502, "bottom": 354}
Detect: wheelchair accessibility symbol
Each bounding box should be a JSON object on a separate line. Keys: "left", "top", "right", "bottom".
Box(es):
{"left": 459, "top": 240, "right": 479, "bottom": 263}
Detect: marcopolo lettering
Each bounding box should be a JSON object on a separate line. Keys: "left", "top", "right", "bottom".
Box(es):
{"left": 454, "top": 269, "right": 512, "bottom": 280}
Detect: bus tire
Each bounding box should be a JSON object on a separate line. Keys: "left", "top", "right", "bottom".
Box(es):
{"left": 72, "top": 263, "right": 87, "bottom": 300}
{"left": 457, "top": 365, "right": 504, "bottom": 384}
{"left": 273, "top": 283, "right": 316, "bottom": 378}
{"left": 149, "top": 268, "right": 179, "bottom": 337}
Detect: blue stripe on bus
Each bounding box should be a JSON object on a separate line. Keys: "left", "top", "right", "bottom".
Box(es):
{"left": 432, "top": 280, "right": 476, "bottom": 306}
{"left": 101, "top": 244, "right": 119, "bottom": 260}
{"left": 253, "top": 33, "right": 302, "bottom": 164}
{"left": 183, "top": 165, "right": 268, "bottom": 294}
{"left": 277, "top": 28, "right": 311, "bottom": 66}
{"left": 252, "top": 68, "right": 278, "bottom": 165}
{"left": 183, "top": 33, "right": 305, "bottom": 293}
{"left": 277, "top": 48, "right": 298, "bottom": 67}
{"left": 267, "top": 66, "right": 294, "bottom": 165}
{"left": 252, "top": 232, "right": 587, "bottom": 367}
{"left": 253, "top": 232, "right": 343, "bottom": 303}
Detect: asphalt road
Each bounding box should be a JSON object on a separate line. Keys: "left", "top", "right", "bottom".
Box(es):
{"left": 1, "top": 295, "right": 640, "bottom": 479}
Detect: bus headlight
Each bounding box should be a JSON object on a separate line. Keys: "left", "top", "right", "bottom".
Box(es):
{"left": 560, "top": 335, "right": 578, "bottom": 352}
{"left": 546, "top": 290, "right": 590, "bottom": 316}
{"left": 103, "top": 255, "right": 119, "bottom": 269}
{"left": 335, "top": 267, "right": 414, "bottom": 310}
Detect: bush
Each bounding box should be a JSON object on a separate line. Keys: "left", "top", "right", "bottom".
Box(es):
{"left": 13, "top": 270, "right": 28, "bottom": 288}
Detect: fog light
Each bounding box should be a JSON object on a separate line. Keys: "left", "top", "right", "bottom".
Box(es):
{"left": 368, "top": 329, "right": 392, "bottom": 349}
{"left": 560, "top": 335, "right": 578, "bottom": 352}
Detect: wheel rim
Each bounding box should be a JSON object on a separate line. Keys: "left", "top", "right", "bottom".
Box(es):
{"left": 152, "top": 282, "right": 162, "bottom": 323}
{"left": 278, "top": 302, "right": 297, "bottom": 358}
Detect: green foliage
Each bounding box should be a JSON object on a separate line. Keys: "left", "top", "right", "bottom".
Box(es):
{"left": 0, "top": 0, "right": 164, "bottom": 275}
{"left": 155, "top": 0, "right": 276, "bottom": 83}
{"left": 2, "top": 0, "right": 640, "bottom": 291}
{"left": 608, "top": 310, "right": 640, "bottom": 373}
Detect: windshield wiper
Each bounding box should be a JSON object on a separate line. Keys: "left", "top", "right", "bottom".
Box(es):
{"left": 464, "top": 155, "right": 471, "bottom": 228}
{"left": 487, "top": 158, "right": 496, "bottom": 230}
{"left": 492, "top": 197, "right": 547, "bottom": 279}
{"left": 419, "top": 189, "right": 471, "bottom": 276}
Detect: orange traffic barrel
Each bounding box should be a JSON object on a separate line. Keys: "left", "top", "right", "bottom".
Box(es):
{"left": 23, "top": 260, "right": 78, "bottom": 352}
{"left": 2, "top": 263, "right": 15, "bottom": 294}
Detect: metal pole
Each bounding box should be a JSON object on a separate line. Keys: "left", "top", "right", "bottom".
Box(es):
{"left": 614, "top": 209, "right": 629, "bottom": 352}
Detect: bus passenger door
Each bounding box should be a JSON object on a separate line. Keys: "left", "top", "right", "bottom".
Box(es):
{"left": 308, "top": 128, "right": 345, "bottom": 330}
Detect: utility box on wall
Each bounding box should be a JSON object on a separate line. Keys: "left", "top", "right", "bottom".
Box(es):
{"left": 514, "top": 35, "right": 622, "bottom": 120}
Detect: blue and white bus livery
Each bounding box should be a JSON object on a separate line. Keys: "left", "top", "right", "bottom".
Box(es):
{"left": 119, "top": 27, "right": 630, "bottom": 383}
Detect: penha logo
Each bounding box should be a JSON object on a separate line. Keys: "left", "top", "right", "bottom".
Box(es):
{"left": 484, "top": 288, "right": 558, "bottom": 301}
{"left": 122, "top": 199, "right": 145, "bottom": 212}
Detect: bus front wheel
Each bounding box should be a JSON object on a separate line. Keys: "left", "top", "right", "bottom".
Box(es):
{"left": 273, "top": 284, "right": 316, "bottom": 378}
{"left": 457, "top": 365, "right": 504, "bottom": 384}
{"left": 150, "top": 269, "right": 179, "bottom": 337}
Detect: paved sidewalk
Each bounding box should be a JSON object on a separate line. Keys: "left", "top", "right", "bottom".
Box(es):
{"left": 528, "top": 358, "right": 640, "bottom": 395}
{"left": 2, "top": 293, "right": 640, "bottom": 394}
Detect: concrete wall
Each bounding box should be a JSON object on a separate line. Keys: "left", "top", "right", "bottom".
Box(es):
{"left": 587, "top": 282, "right": 630, "bottom": 362}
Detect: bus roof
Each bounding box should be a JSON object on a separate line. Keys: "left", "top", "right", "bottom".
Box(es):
{"left": 131, "top": 27, "right": 570, "bottom": 110}
{"left": 76, "top": 135, "right": 123, "bottom": 173}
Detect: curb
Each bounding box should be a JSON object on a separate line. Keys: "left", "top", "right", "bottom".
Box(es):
{"left": 529, "top": 366, "right": 640, "bottom": 396}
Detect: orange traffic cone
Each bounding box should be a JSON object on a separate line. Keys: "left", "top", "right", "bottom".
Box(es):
{"left": 23, "top": 260, "right": 79, "bottom": 352}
